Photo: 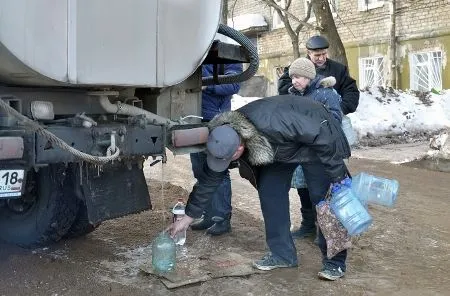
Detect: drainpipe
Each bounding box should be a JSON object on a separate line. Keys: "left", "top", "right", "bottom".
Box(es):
{"left": 388, "top": 0, "right": 397, "bottom": 88}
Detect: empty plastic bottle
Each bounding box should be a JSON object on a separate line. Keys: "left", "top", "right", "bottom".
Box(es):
{"left": 330, "top": 181, "right": 373, "bottom": 236}
{"left": 341, "top": 115, "right": 357, "bottom": 146}
{"left": 172, "top": 198, "right": 187, "bottom": 246}
{"left": 351, "top": 172, "right": 399, "bottom": 207}
{"left": 151, "top": 231, "right": 176, "bottom": 273}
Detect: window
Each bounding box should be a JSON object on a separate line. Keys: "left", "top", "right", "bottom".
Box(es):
{"left": 359, "top": 57, "right": 384, "bottom": 88}
{"left": 271, "top": 0, "right": 286, "bottom": 29}
{"left": 410, "top": 51, "right": 443, "bottom": 92}
{"left": 358, "top": 0, "right": 384, "bottom": 11}
{"left": 305, "top": 0, "right": 339, "bottom": 21}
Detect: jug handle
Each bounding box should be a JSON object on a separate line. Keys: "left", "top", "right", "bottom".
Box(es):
{"left": 326, "top": 168, "right": 352, "bottom": 201}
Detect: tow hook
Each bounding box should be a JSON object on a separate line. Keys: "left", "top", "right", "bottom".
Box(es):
{"left": 106, "top": 132, "right": 117, "bottom": 156}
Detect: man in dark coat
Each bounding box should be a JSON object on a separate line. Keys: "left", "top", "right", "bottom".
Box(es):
{"left": 278, "top": 36, "right": 359, "bottom": 115}
{"left": 278, "top": 36, "right": 359, "bottom": 241}
{"left": 168, "top": 95, "right": 352, "bottom": 281}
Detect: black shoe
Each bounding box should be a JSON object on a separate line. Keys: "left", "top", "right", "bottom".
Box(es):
{"left": 190, "top": 217, "right": 214, "bottom": 231}
{"left": 291, "top": 225, "right": 316, "bottom": 239}
{"left": 206, "top": 216, "right": 231, "bottom": 236}
{"left": 252, "top": 253, "right": 297, "bottom": 271}
{"left": 318, "top": 264, "right": 345, "bottom": 281}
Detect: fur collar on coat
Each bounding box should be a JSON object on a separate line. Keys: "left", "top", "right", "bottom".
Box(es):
{"left": 208, "top": 111, "right": 274, "bottom": 166}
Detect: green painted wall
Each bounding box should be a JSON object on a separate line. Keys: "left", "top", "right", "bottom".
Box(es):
{"left": 345, "top": 43, "right": 389, "bottom": 89}
{"left": 344, "top": 46, "right": 361, "bottom": 87}
{"left": 258, "top": 33, "right": 450, "bottom": 91}
{"left": 397, "top": 34, "right": 450, "bottom": 90}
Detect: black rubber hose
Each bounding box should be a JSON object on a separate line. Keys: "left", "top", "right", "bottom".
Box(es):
{"left": 202, "top": 23, "right": 259, "bottom": 86}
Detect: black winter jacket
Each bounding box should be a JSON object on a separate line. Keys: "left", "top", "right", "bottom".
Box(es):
{"left": 278, "top": 58, "right": 360, "bottom": 115}
{"left": 184, "top": 95, "right": 351, "bottom": 218}
{"left": 236, "top": 95, "right": 351, "bottom": 177}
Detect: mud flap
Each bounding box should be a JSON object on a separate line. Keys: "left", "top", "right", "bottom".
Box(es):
{"left": 80, "top": 162, "right": 151, "bottom": 225}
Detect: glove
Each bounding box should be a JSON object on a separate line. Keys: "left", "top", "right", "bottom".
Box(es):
{"left": 331, "top": 176, "right": 352, "bottom": 194}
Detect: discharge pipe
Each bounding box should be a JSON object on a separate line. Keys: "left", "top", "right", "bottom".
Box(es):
{"left": 98, "top": 96, "right": 176, "bottom": 128}
{"left": 97, "top": 95, "right": 209, "bottom": 150}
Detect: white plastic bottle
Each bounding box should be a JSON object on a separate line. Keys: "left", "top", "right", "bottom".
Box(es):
{"left": 172, "top": 198, "right": 187, "bottom": 246}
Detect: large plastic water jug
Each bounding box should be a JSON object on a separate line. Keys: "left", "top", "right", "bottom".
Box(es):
{"left": 330, "top": 186, "right": 373, "bottom": 236}
{"left": 351, "top": 173, "right": 399, "bottom": 207}
{"left": 151, "top": 232, "right": 176, "bottom": 273}
{"left": 341, "top": 115, "right": 357, "bottom": 146}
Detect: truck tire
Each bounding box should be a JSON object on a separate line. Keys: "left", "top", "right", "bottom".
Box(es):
{"left": 63, "top": 200, "right": 99, "bottom": 239}
{"left": 0, "top": 165, "right": 77, "bottom": 248}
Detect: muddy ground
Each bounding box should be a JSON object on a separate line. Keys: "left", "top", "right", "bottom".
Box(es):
{"left": 0, "top": 145, "right": 449, "bottom": 296}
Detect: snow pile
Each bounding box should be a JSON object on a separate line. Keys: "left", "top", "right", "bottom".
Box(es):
{"left": 348, "top": 88, "right": 450, "bottom": 138}
{"left": 231, "top": 95, "right": 262, "bottom": 110}
{"left": 427, "top": 131, "right": 450, "bottom": 159}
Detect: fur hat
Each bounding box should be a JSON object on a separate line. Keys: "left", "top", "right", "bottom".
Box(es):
{"left": 289, "top": 58, "right": 316, "bottom": 80}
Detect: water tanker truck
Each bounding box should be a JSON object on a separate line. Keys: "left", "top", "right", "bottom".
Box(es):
{"left": 0, "top": 0, "right": 258, "bottom": 247}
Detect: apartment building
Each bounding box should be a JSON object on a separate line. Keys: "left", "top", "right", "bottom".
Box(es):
{"left": 227, "top": 0, "right": 450, "bottom": 95}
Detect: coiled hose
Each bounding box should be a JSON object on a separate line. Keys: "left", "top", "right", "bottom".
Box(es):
{"left": 202, "top": 23, "right": 259, "bottom": 86}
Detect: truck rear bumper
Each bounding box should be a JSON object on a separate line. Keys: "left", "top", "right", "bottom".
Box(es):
{"left": 0, "top": 123, "right": 165, "bottom": 167}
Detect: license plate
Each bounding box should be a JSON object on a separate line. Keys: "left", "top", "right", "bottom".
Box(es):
{"left": 0, "top": 170, "right": 25, "bottom": 198}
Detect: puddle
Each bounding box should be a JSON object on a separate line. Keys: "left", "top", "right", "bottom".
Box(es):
{"left": 402, "top": 157, "right": 450, "bottom": 173}
{"left": 98, "top": 235, "right": 218, "bottom": 287}
{"left": 31, "top": 246, "right": 69, "bottom": 260}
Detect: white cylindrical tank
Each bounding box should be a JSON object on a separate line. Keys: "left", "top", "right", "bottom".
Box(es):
{"left": 0, "top": 0, "right": 221, "bottom": 87}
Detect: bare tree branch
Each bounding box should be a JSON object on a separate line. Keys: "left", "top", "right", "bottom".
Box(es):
{"left": 295, "top": 1, "right": 313, "bottom": 35}
{"left": 261, "top": 0, "right": 320, "bottom": 30}
{"left": 311, "top": 0, "right": 348, "bottom": 65}
{"left": 258, "top": 0, "right": 317, "bottom": 58}
{"left": 274, "top": 5, "right": 296, "bottom": 40}
{"left": 230, "top": 0, "right": 238, "bottom": 28}
{"left": 221, "top": 0, "right": 228, "bottom": 24}
{"left": 285, "top": 0, "right": 292, "bottom": 10}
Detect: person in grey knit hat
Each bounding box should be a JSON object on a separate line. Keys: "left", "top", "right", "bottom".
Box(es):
{"left": 287, "top": 57, "right": 341, "bottom": 121}
{"left": 287, "top": 57, "right": 344, "bottom": 246}
{"left": 289, "top": 57, "right": 316, "bottom": 80}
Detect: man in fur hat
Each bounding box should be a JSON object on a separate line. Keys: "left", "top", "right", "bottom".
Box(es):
{"left": 167, "top": 95, "right": 351, "bottom": 281}
{"left": 278, "top": 35, "right": 359, "bottom": 115}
